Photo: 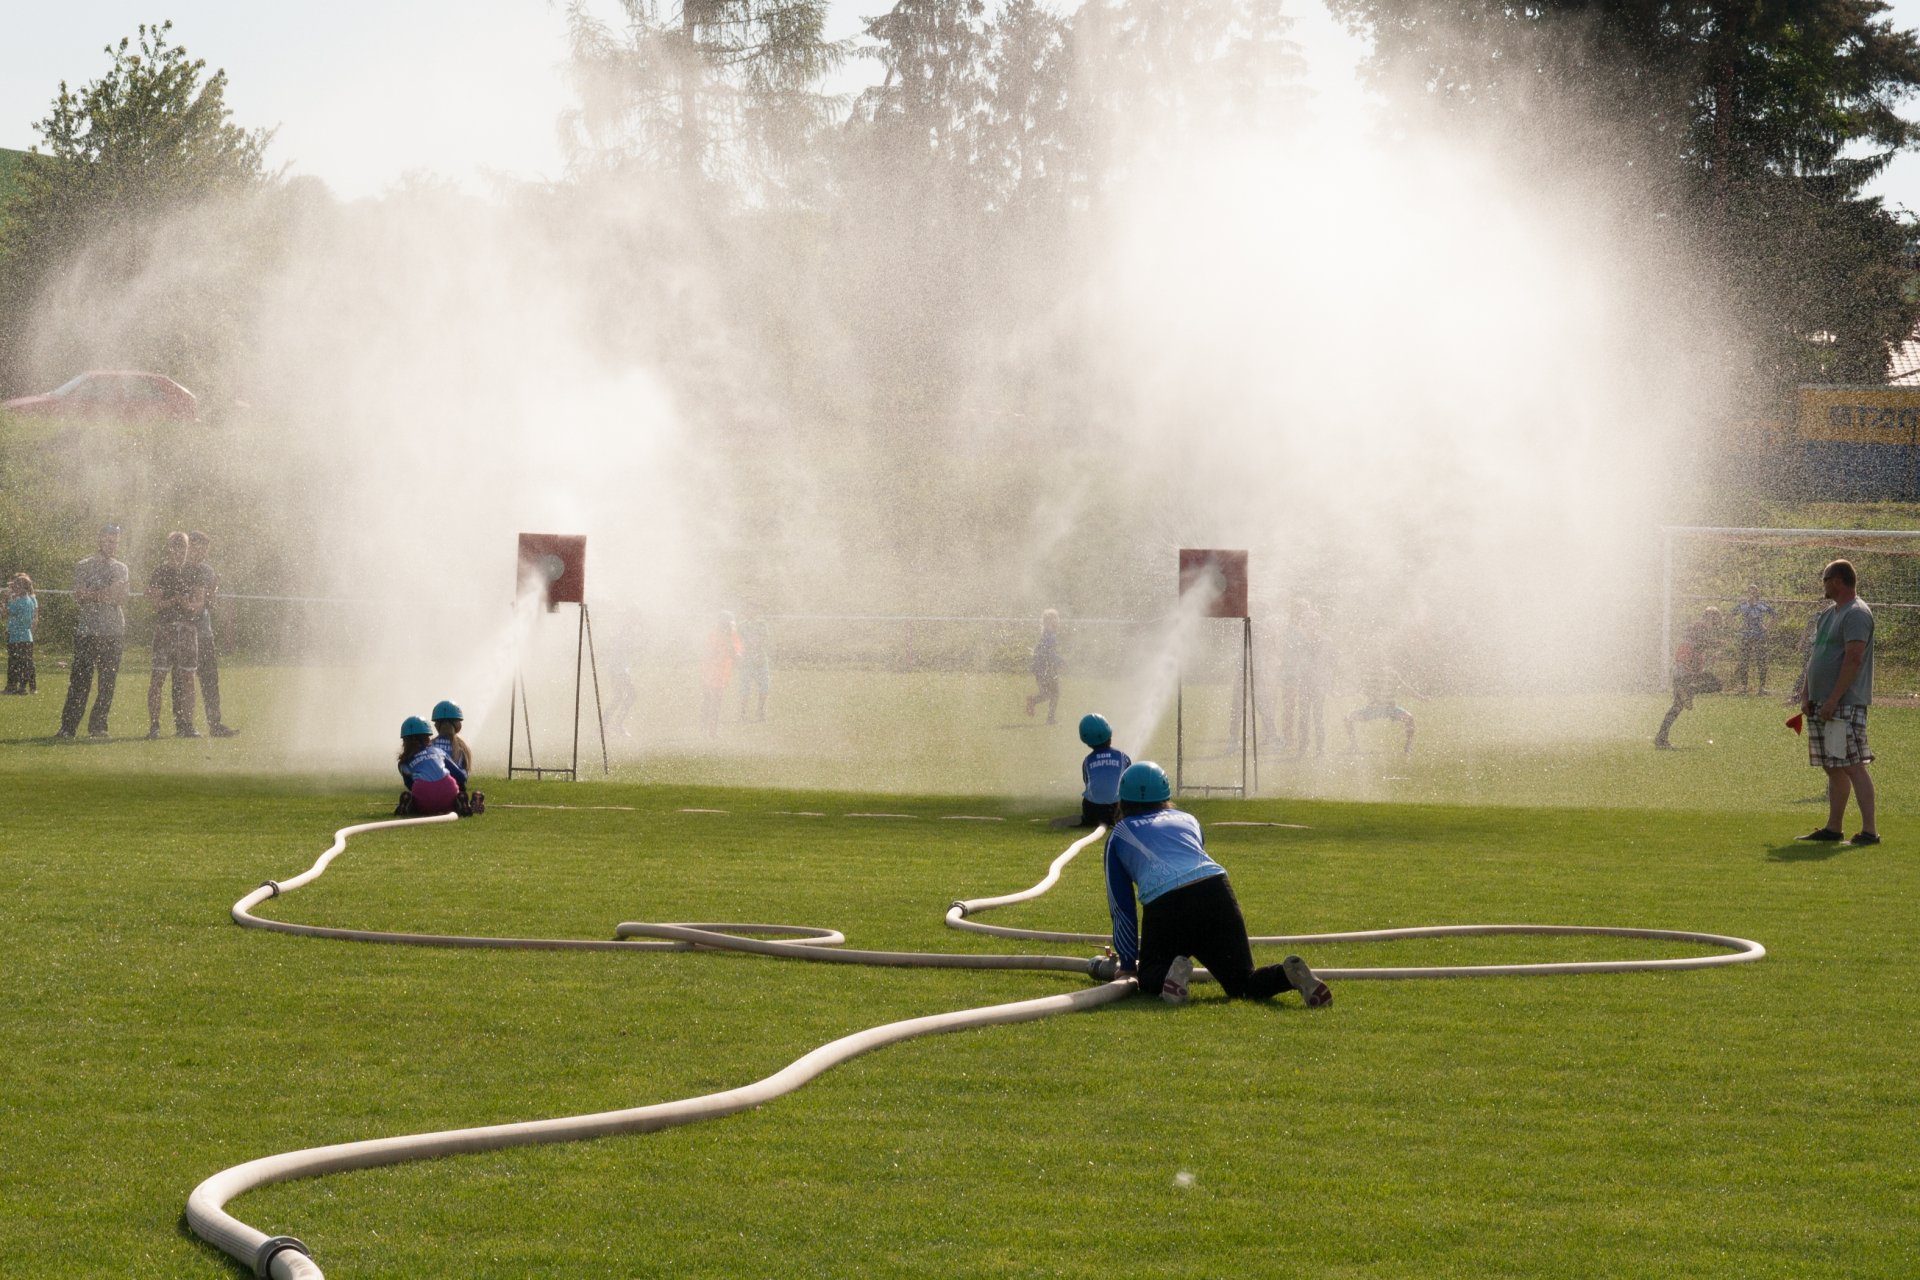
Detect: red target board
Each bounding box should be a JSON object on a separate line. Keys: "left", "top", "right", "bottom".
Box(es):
{"left": 1178, "top": 549, "right": 1249, "bottom": 619}
{"left": 517, "top": 534, "right": 587, "bottom": 608}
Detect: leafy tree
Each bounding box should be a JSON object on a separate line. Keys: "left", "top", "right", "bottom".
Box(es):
{"left": 979, "top": 0, "right": 1076, "bottom": 215}
{"left": 1072, "top": 0, "right": 1305, "bottom": 193}
{"left": 1328, "top": 0, "right": 1920, "bottom": 384}
{"left": 0, "top": 22, "right": 272, "bottom": 394}
{"left": 563, "top": 0, "right": 849, "bottom": 201}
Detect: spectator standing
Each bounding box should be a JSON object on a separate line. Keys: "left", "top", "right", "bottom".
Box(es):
{"left": 145, "top": 532, "right": 207, "bottom": 739}
{"left": 1654, "top": 607, "right": 1723, "bottom": 749}
{"left": 1293, "top": 603, "right": 1329, "bottom": 756}
{"left": 1731, "top": 582, "right": 1777, "bottom": 695}
{"left": 700, "top": 612, "right": 741, "bottom": 738}
{"left": 185, "top": 532, "right": 239, "bottom": 736}
{"left": 1795, "top": 561, "right": 1878, "bottom": 845}
{"left": 6, "top": 574, "right": 37, "bottom": 694}
{"left": 56, "top": 524, "right": 130, "bottom": 739}
{"left": 737, "top": 615, "right": 771, "bottom": 721}
{"left": 1024, "top": 608, "right": 1063, "bottom": 724}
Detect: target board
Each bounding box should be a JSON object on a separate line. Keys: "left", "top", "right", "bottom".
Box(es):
{"left": 1177, "top": 549, "right": 1249, "bottom": 619}
{"left": 517, "top": 534, "right": 587, "bottom": 608}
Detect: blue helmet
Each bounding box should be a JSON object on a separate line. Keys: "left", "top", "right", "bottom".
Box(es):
{"left": 431, "top": 700, "right": 463, "bottom": 722}
{"left": 1118, "top": 761, "right": 1172, "bottom": 803}
{"left": 1078, "top": 713, "right": 1112, "bottom": 747}
{"left": 401, "top": 715, "right": 433, "bottom": 738}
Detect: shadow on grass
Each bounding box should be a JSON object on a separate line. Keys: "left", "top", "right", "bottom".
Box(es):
{"left": 1765, "top": 841, "right": 1850, "bottom": 862}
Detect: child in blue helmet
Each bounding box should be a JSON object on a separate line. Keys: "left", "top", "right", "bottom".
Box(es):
{"left": 1077, "top": 713, "right": 1131, "bottom": 828}
{"left": 431, "top": 699, "right": 483, "bottom": 815}
{"left": 1103, "top": 761, "right": 1331, "bottom": 1008}
{"left": 396, "top": 715, "right": 469, "bottom": 816}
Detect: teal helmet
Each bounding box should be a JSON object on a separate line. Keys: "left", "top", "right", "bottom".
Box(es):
{"left": 401, "top": 715, "right": 433, "bottom": 738}
{"left": 431, "top": 700, "right": 463, "bottom": 722}
{"left": 1118, "top": 761, "right": 1172, "bottom": 803}
{"left": 1078, "top": 713, "right": 1112, "bottom": 747}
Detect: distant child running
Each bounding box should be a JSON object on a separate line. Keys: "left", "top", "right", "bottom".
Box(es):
{"left": 1654, "top": 607, "right": 1723, "bottom": 749}
{"left": 1025, "top": 608, "right": 1062, "bottom": 724}
{"left": 396, "top": 715, "right": 469, "bottom": 816}
{"left": 6, "top": 574, "right": 37, "bottom": 694}
{"left": 431, "top": 699, "right": 484, "bottom": 815}
{"left": 1102, "top": 761, "right": 1332, "bottom": 1008}
{"left": 1076, "top": 713, "right": 1132, "bottom": 828}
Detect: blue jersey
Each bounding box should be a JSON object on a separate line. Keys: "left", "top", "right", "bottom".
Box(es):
{"left": 1103, "top": 808, "right": 1226, "bottom": 971}
{"left": 7, "top": 595, "right": 36, "bottom": 643}
{"left": 1082, "top": 745, "right": 1131, "bottom": 805}
{"left": 1732, "top": 599, "right": 1775, "bottom": 639}
{"left": 400, "top": 742, "right": 467, "bottom": 788}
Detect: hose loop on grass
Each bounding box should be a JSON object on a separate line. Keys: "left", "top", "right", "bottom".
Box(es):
{"left": 191, "top": 811, "right": 1763, "bottom": 1279}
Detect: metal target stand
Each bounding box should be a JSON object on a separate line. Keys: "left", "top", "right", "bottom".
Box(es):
{"left": 506, "top": 533, "right": 610, "bottom": 780}
{"left": 1173, "top": 549, "right": 1257, "bottom": 798}
{"left": 1175, "top": 615, "right": 1258, "bottom": 797}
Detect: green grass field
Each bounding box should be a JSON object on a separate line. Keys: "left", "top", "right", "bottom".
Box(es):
{"left": 0, "top": 665, "right": 1914, "bottom": 1277}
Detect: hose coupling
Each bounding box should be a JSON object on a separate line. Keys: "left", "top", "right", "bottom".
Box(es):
{"left": 949, "top": 901, "right": 969, "bottom": 917}
{"left": 259, "top": 880, "right": 282, "bottom": 898}
{"left": 1088, "top": 955, "right": 1119, "bottom": 982}
{"left": 255, "top": 1235, "right": 311, "bottom": 1277}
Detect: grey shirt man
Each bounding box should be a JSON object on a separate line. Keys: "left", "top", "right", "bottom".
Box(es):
{"left": 73, "top": 552, "right": 130, "bottom": 638}
{"left": 1805, "top": 597, "right": 1873, "bottom": 708}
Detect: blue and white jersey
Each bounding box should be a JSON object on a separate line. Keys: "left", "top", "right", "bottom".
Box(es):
{"left": 1104, "top": 808, "right": 1226, "bottom": 971}
{"left": 401, "top": 742, "right": 467, "bottom": 788}
{"left": 1732, "top": 599, "right": 1776, "bottom": 639}
{"left": 1082, "top": 745, "right": 1132, "bottom": 806}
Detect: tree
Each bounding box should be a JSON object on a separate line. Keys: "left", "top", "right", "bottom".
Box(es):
{"left": 979, "top": 0, "right": 1076, "bottom": 216}
{"left": 1328, "top": 0, "right": 1920, "bottom": 384}
{"left": 0, "top": 22, "right": 272, "bottom": 394}
{"left": 563, "top": 0, "right": 849, "bottom": 202}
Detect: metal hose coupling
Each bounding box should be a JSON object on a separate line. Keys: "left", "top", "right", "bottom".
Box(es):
{"left": 948, "top": 901, "right": 969, "bottom": 917}
{"left": 260, "top": 880, "right": 282, "bottom": 897}
{"left": 255, "top": 1235, "right": 310, "bottom": 1277}
{"left": 1087, "top": 955, "right": 1119, "bottom": 982}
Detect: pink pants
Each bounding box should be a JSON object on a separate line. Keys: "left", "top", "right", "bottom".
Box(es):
{"left": 410, "top": 774, "right": 461, "bottom": 815}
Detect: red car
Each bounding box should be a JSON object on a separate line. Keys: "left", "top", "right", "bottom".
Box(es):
{"left": 2, "top": 370, "right": 200, "bottom": 422}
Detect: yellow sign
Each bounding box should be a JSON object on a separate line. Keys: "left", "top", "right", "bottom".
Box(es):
{"left": 1797, "top": 385, "right": 1920, "bottom": 443}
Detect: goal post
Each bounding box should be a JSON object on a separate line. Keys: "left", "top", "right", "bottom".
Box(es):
{"left": 1659, "top": 525, "right": 1920, "bottom": 685}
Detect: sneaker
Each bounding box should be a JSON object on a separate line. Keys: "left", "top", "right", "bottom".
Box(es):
{"left": 87, "top": 727, "right": 109, "bottom": 739}
{"left": 145, "top": 724, "right": 162, "bottom": 740}
{"left": 1283, "top": 955, "right": 1333, "bottom": 1008}
{"left": 209, "top": 724, "right": 240, "bottom": 738}
{"left": 1160, "top": 956, "right": 1193, "bottom": 1005}
{"left": 1796, "top": 828, "right": 1845, "bottom": 842}
{"left": 469, "top": 790, "right": 486, "bottom": 816}
{"left": 1653, "top": 738, "right": 1672, "bottom": 750}
{"left": 176, "top": 727, "right": 202, "bottom": 739}
{"left": 1849, "top": 832, "right": 1882, "bottom": 846}
{"left": 53, "top": 728, "right": 75, "bottom": 740}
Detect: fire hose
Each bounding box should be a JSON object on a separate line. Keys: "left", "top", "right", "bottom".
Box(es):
{"left": 188, "top": 817, "right": 1764, "bottom": 1278}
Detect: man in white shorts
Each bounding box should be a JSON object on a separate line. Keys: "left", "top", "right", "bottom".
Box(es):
{"left": 1795, "top": 560, "right": 1877, "bottom": 846}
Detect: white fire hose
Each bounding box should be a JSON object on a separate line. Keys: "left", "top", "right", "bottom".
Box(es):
{"left": 189, "top": 818, "right": 1764, "bottom": 1278}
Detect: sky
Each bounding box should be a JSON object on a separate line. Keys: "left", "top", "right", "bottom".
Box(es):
{"left": 3, "top": 0, "right": 1920, "bottom": 210}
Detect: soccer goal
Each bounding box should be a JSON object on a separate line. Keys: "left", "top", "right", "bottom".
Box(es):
{"left": 1660, "top": 526, "right": 1920, "bottom": 688}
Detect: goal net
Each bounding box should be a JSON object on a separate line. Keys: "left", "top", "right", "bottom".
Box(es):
{"left": 1661, "top": 526, "right": 1920, "bottom": 690}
